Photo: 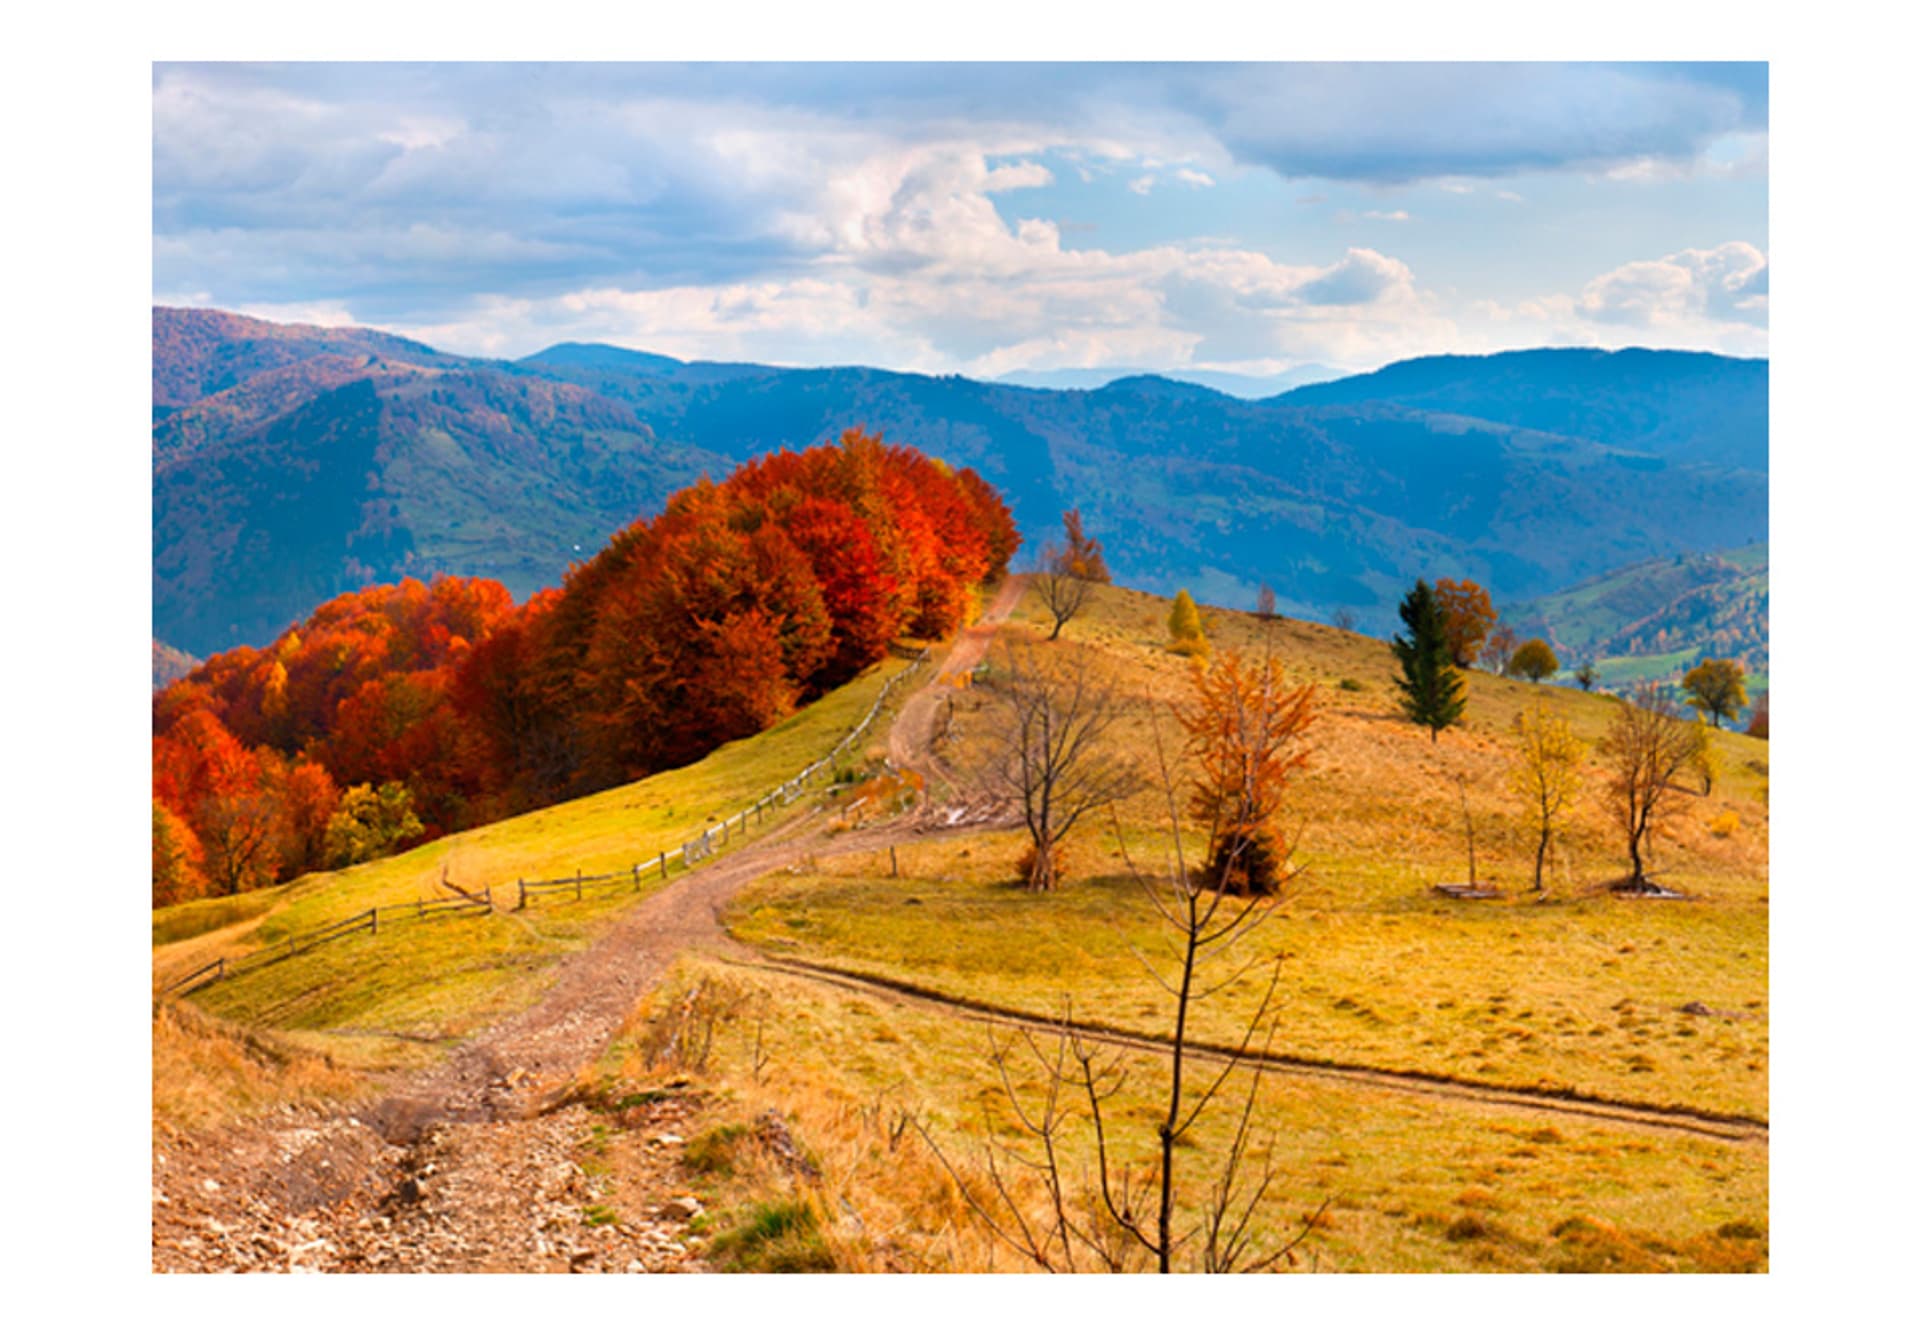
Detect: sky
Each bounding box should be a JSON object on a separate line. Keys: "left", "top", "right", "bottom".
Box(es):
{"left": 153, "top": 62, "right": 1768, "bottom": 376}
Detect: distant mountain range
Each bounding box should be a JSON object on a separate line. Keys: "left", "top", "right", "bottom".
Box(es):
{"left": 152, "top": 307, "right": 1768, "bottom": 659}
{"left": 995, "top": 363, "right": 1344, "bottom": 398}
{"left": 1276, "top": 347, "right": 1768, "bottom": 473}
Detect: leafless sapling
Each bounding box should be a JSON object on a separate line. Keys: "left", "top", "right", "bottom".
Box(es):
{"left": 986, "top": 637, "right": 1141, "bottom": 891}
{"left": 921, "top": 709, "right": 1325, "bottom": 1272}
{"left": 1601, "top": 683, "right": 1705, "bottom": 893}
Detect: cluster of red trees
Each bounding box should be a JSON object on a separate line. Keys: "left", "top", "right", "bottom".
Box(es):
{"left": 152, "top": 430, "right": 1017, "bottom": 905}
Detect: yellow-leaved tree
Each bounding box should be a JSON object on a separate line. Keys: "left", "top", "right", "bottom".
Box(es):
{"left": 1167, "top": 589, "right": 1209, "bottom": 659}
{"left": 1507, "top": 706, "right": 1585, "bottom": 899}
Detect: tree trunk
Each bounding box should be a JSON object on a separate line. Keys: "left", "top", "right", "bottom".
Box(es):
{"left": 1533, "top": 828, "right": 1549, "bottom": 899}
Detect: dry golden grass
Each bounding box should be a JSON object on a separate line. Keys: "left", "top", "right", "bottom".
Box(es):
{"left": 706, "top": 584, "right": 1767, "bottom": 1270}
{"left": 729, "top": 585, "right": 1769, "bottom": 1122}
{"left": 598, "top": 958, "right": 1767, "bottom": 1272}
{"left": 152, "top": 1000, "right": 363, "bottom": 1135}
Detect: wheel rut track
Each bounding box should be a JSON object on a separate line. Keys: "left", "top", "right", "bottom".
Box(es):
{"left": 733, "top": 956, "right": 1769, "bottom": 1144}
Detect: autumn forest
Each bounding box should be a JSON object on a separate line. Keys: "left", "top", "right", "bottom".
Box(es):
{"left": 152, "top": 430, "right": 1017, "bottom": 905}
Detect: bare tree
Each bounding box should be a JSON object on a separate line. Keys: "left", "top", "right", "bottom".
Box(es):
{"left": 1600, "top": 683, "right": 1705, "bottom": 894}
{"left": 1255, "top": 583, "right": 1277, "bottom": 621}
{"left": 987, "top": 638, "right": 1140, "bottom": 890}
{"left": 1032, "top": 541, "right": 1094, "bottom": 641}
{"left": 921, "top": 707, "right": 1326, "bottom": 1272}
{"left": 1029, "top": 509, "right": 1111, "bottom": 641}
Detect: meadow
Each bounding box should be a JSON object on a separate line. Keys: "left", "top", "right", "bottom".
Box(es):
{"left": 675, "top": 583, "right": 1769, "bottom": 1269}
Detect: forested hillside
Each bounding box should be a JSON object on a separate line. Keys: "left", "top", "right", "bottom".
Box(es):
{"left": 154, "top": 308, "right": 1767, "bottom": 656}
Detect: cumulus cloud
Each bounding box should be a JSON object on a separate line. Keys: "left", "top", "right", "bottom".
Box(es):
{"left": 1293, "top": 249, "right": 1416, "bottom": 307}
{"left": 1577, "top": 241, "right": 1769, "bottom": 329}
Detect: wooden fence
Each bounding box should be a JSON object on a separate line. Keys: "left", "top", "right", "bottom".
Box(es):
{"left": 160, "top": 647, "right": 932, "bottom": 999}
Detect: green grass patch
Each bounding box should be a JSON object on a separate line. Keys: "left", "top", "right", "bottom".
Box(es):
{"left": 706, "top": 1198, "right": 836, "bottom": 1273}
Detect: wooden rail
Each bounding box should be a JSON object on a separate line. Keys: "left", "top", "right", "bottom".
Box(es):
{"left": 160, "top": 647, "right": 933, "bottom": 999}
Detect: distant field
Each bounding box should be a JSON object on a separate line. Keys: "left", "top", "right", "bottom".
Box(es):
{"left": 1513, "top": 541, "right": 1768, "bottom": 704}
{"left": 152, "top": 653, "right": 921, "bottom": 1059}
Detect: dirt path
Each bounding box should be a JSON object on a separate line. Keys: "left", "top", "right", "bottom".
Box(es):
{"left": 888, "top": 575, "right": 1026, "bottom": 792}
{"left": 153, "top": 581, "right": 1030, "bottom": 1272}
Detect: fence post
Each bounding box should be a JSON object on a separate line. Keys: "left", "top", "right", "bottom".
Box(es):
{"left": 518, "top": 878, "right": 526, "bottom": 911}
{"left": 576, "top": 868, "right": 583, "bottom": 901}
{"left": 659, "top": 851, "right": 667, "bottom": 880}
{"left": 484, "top": 885, "right": 493, "bottom": 913}
{"left": 633, "top": 864, "right": 642, "bottom": 893}
{"left": 370, "top": 907, "right": 378, "bottom": 936}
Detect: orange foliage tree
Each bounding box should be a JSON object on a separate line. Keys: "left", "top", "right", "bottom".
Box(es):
{"left": 1434, "top": 578, "right": 1498, "bottom": 669}
{"left": 152, "top": 800, "right": 207, "bottom": 908}
{"left": 1176, "top": 647, "right": 1318, "bottom": 896}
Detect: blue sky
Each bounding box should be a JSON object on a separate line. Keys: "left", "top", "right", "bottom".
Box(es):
{"left": 153, "top": 62, "right": 1768, "bottom": 375}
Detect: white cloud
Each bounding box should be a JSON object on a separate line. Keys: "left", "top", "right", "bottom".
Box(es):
{"left": 229, "top": 299, "right": 363, "bottom": 328}
{"left": 1577, "top": 241, "right": 1769, "bottom": 329}
{"left": 1128, "top": 174, "right": 1157, "bottom": 196}
{"left": 1361, "top": 209, "right": 1411, "bottom": 223}
{"left": 1466, "top": 241, "right": 1770, "bottom": 358}
{"left": 983, "top": 160, "right": 1054, "bottom": 192}
{"left": 1174, "top": 168, "right": 1216, "bottom": 188}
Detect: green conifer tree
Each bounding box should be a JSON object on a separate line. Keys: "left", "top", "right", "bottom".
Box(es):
{"left": 1392, "top": 580, "right": 1465, "bottom": 740}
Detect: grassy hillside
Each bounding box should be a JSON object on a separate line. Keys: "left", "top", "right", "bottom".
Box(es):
{"left": 729, "top": 585, "right": 1769, "bottom": 1115}
{"left": 154, "top": 584, "right": 1767, "bottom": 1270}
{"left": 677, "top": 585, "right": 1768, "bottom": 1270}
{"left": 1509, "top": 543, "right": 1769, "bottom": 696}
{"left": 153, "top": 653, "right": 921, "bottom": 1063}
